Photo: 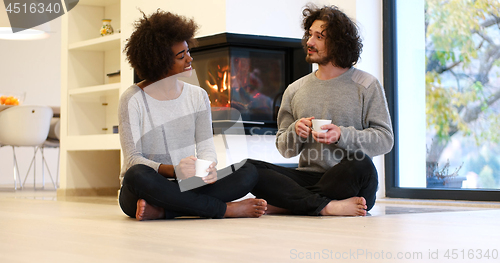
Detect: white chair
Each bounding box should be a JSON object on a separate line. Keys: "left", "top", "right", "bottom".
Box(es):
{"left": 0, "top": 105, "right": 53, "bottom": 190}
{"left": 40, "top": 117, "right": 60, "bottom": 188}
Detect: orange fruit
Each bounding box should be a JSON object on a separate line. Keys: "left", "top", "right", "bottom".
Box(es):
{"left": 0, "top": 96, "right": 20, "bottom": 105}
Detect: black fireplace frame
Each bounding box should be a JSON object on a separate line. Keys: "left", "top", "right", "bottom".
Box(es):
{"left": 190, "top": 32, "right": 312, "bottom": 89}
{"left": 189, "top": 33, "right": 312, "bottom": 134}
{"left": 133, "top": 33, "right": 312, "bottom": 134}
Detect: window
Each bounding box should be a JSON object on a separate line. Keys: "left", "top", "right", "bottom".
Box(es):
{"left": 384, "top": 0, "right": 500, "bottom": 200}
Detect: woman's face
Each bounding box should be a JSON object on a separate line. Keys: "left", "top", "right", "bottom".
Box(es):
{"left": 166, "top": 41, "right": 193, "bottom": 77}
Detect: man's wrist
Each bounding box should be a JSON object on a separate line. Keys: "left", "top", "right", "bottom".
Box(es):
{"left": 334, "top": 133, "right": 341, "bottom": 145}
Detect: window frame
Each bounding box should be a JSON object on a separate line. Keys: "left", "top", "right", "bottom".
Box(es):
{"left": 383, "top": 0, "right": 500, "bottom": 201}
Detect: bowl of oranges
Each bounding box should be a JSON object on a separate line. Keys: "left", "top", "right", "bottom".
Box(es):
{"left": 0, "top": 92, "right": 25, "bottom": 106}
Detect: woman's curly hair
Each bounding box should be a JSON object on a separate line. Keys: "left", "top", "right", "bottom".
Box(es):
{"left": 124, "top": 10, "right": 198, "bottom": 82}
{"left": 302, "top": 5, "right": 363, "bottom": 68}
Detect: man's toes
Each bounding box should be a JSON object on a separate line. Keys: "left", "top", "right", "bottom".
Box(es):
{"left": 357, "top": 208, "right": 367, "bottom": 216}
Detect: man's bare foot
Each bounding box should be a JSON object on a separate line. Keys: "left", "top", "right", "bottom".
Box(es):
{"left": 319, "top": 197, "right": 367, "bottom": 216}
{"left": 136, "top": 199, "right": 165, "bottom": 221}
{"left": 224, "top": 198, "right": 267, "bottom": 218}
{"left": 266, "top": 204, "right": 291, "bottom": 215}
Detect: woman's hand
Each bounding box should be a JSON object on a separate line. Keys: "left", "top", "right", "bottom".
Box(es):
{"left": 175, "top": 156, "right": 197, "bottom": 180}
{"left": 202, "top": 162, "right": 218, "bottom": 184}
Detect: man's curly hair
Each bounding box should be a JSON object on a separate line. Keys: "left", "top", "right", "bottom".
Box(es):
{"left": 302, "top": 5, "right": 363, "bottom": 68}
{"left": 124, "top": 10, "right": 198, "bottom": 82}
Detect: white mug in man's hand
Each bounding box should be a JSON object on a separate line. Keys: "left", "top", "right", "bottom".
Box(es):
{"left": 312, "top": 119, "right": 332, "bottom": 133}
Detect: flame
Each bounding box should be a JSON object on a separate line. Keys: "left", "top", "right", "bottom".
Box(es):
{"left": 222, "top": 71, "right": 230, "bottom": 91}
{"left": 205, "top": 80, "right": 218, "bottom": 91}
{"left": 205, "top": 64, "right": 231, "bottom": 107}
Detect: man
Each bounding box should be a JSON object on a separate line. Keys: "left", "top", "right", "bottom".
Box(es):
{"left": 249, "top": 4, "right": 393, "bottom": 216}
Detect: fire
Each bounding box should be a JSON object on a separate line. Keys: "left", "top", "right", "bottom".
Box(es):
{"left": 205, "top": 64, "right": 231, "bottom": 107}
{"left": 205, "top": 80, "right": 218, "bottom": 91}
{"left": 222, "top": 71, "right": 229, "bottom": 91}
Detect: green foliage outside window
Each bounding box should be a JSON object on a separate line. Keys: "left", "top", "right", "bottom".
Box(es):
{"left": 425, "top": 0, "right": 500, "bottom": 188}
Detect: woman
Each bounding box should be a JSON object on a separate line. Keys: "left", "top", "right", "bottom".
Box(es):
{"left": 119, "top": 10, "right": 266, "bottom": 220}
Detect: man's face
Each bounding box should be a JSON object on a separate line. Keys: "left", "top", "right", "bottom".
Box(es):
{"left": 305, "top": 20, "right": 330, "bottom": 65}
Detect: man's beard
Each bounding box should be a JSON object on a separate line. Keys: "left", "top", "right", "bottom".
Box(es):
{"left": 305, "top": 47, "right": 331, "bottom": 65}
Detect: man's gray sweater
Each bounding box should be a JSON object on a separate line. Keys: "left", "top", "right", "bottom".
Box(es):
{"left": 276, "top": 67, "right": 394, "bottom": 172}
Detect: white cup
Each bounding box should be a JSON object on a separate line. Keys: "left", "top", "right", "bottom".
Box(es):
{"left": 195, "top": 159, "right": 212, "bottom": 177}
{"left": 312, "top": 119, "right": 331, "bottom": 133}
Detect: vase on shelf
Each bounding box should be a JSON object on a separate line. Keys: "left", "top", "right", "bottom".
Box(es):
{"left": 100, "top": 19, "right": 114, "bottom": 36}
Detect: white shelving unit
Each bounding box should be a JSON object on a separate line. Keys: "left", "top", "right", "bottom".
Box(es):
{"left": 68, "top": 33, "right": 121, "bottom": 51}
{"left": 60, "top": 0, "right": 129, "bottom": 196}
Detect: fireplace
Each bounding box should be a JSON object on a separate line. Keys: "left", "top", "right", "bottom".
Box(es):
{"left": 134, "top": 33, "right": 311, "bottom": 134}
{"left": 190, "top": 33, "right": 311, "bottom": 134}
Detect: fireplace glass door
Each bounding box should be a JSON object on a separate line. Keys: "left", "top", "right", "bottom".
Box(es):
{"left": 191, "top": 47, "right": 286, "bottom": 123}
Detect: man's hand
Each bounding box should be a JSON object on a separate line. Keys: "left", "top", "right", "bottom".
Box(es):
{"left": 312, "top": 124, "right": 341, "bottom": 144}
{"left": 202, "top": 162, "right": 217, "bottom": 184}
{"left": 295, "top": 117, "right": 314, "bottom": 138}
{"left": 175, "top": 156, "right": 197, "bottom": 180}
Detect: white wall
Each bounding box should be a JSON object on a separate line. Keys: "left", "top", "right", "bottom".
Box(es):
{"left": 121, "top": 0, "right": 227, "bottom": 38}
{"left": 0, "top": 16, "right": 61, "bottom": 187}
{"left": 354, "top": 0, "right": 386, "bottom": 198}
{"left": 226, "top": 0, "right": 314, "bottom": 38}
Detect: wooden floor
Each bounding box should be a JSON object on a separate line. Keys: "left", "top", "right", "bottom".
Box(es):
{"left": 1, "top": 189, "right": 500, "bottom": 263}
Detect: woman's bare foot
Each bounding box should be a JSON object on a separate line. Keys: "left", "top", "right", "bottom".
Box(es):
{"left": 136, "top": 199, "right": 165, "bottom": 221}
{"left": 319, "top": 197, "right": 367, "bottom": 216}
{"left": 266, "top": 204, "right": 291, "bottom": 215}
{"left": 224, "top": 198, "right": 267, "bottom": 218}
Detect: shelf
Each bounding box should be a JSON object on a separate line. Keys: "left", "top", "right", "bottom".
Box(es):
{"left": 65, "top": 134, "right": 121, "bottom": 151}
{"left": 69, "top": 33, "right": 121, "bottom": 51}
{"left": 68, "top": 83, "right": 120, "bottom": 96}
{"left": 60, "top": 0, "right": 124, "bottom": 194}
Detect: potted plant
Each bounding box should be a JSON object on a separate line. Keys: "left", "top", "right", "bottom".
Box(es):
{"left": 426, "top": 160, "right": 466, "bottom": 188}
